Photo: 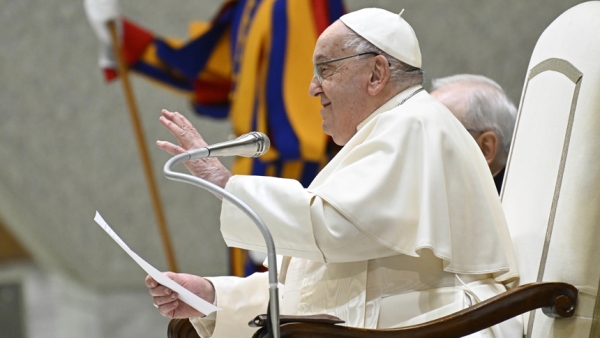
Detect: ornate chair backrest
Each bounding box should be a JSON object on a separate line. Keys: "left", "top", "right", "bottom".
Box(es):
{"left": 500, "top": 2, "right": 600, "bottom": 337}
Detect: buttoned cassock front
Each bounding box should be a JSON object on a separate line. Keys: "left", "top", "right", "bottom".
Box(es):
{"left": 190, "top": 86, "right": 522, "bottom": 337}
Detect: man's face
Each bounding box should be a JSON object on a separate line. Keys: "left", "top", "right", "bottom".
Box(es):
{"left": 308, "top": 21, "right": 372, "bottom": 146}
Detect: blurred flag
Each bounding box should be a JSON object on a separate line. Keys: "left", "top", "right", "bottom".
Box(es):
{"left": 86, "top": 0, "right": 345, "bottom": 276}
{"left": 101, "top": 0, "right": 345, "bottom": 187}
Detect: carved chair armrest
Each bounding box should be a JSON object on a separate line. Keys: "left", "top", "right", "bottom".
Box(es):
{"left": 249, "top": 314, "right": 346, "bottom": 327}
{"left": 168, "top": 318, "right": 200, "bottom": 338}
{"left": 252, "top": 282, "right": 577, "bottom": 338}
{"left": 168, "top": 282, "right": 577, "bottom": 338}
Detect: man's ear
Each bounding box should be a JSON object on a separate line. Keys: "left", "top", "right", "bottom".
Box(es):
{"left": 475, "top": 131, "right": 498, "bottom": 165}
{"left": 367, "top": 55, "right": 389, "bottom": 96}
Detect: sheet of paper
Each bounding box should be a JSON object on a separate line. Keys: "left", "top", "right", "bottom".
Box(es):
{"left": 94, "top": 211, "right": 219, "bottom": 315}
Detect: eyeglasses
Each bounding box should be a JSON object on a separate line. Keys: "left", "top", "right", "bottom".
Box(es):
{"left": 313, "top": 52, "right": 380, "bottom": 83}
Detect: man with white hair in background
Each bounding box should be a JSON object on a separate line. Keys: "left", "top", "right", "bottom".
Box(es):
{"left": 431, "top": 75, "right": 518, "bottom": 193}
{"left": 146, "top": 8, "right": 522, "bottom": 337}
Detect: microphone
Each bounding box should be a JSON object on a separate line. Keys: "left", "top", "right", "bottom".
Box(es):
{"left": 186, "top": 132, "right": 270, "bottom": 160}
{"left": 163, "top": 129, "right": 280, "bottom": 337}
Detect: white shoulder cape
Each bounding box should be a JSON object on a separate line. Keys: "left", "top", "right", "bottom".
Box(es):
{"left": 308, "top": 89, "right": 518, "bottom": 281}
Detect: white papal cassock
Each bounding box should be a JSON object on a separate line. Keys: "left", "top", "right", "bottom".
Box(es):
{"left": 189, "top": 86, "right": 522, "bottom": 337}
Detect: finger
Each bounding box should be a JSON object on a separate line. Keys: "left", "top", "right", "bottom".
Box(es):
{"left": 161, "top": 109, "right": 180, "bottom": 123}
{"left": 161, "top": 109, "right": 177, "bottom": 119}
{"left": 156, "top": 140, "right": 186, "bottom": 155}
{"left": 162, "top": 110, "right": 194, "bottom": 134}
{"left": 159, "top": 116, "right": 204, "bottom": 151}
{"left": 163, "top": 110, "right": 206, "bottom": 143}
{"left": 166, "top": 110, "right": 192, "bottom": 129}
{"left": 163, "top": 271, "right": 178, "bottom": 279}
{"left": 159, "top": 115, "right": 185, "bottom": 137}
{"left": 145, "top": 275, "right": 157, "bottom": 288}
{"left": 154, "top": 292, "right": 178, "bottom": 306}
{"left": 162, "top": 271, "right": 187, "bottom": 285}
{"left": 158, "top": 301, "right": 179, "bottom": 318}
{"left": 148, "top": 284, "right": 174, "bottom": 297}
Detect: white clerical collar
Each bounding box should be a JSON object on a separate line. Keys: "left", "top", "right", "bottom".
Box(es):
{"left": 356, "top": 85, "right": 424, "bottom": 131}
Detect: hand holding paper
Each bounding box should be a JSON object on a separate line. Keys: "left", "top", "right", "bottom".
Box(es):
{"left": 93, "top": 211, "right": 219, "bottom": 316}
{"left": 145, "top": 271, "right": 217, "bottom": 319}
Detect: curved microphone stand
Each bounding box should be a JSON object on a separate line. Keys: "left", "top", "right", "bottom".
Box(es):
{"left": 164, "top": 148, "right": 280, "bottom": 338}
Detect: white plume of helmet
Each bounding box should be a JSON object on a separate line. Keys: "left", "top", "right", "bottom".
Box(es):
{"left": 84, "top": 0, "right": 121, "bottom": 69}
{"left": 340, "top": 8, "right": 422, "bottom": 68}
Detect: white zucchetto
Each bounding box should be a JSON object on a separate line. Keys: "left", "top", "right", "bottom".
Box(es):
{"left": 340, "top": 8, "right": 422, "bottom": 68}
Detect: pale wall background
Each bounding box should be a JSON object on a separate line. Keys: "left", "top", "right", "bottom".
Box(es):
{"left": 0, "top": 0, "right": 588, "bottom": 337}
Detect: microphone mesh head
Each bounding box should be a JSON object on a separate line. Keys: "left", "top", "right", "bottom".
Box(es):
{"left": 250, "top": 131, "right": 270, "bottom": 157}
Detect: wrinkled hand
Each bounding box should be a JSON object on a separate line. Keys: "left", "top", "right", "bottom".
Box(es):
{"left": 157, "top": 109, "right": 232, "bottom": 189}
{"left": 145, "top": 272, "right": 216, "bottom": 319}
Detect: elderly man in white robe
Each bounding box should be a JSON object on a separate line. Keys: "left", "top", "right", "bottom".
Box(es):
{"left": 146, "top": 8, "right": 522, "bottom": 337}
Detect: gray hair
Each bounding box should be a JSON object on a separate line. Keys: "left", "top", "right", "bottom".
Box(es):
{"left": 431, "top": 74, "right": 517, "bottom": 155}
{"left": 342, "top": 29, "right": 424, "bottom": 88}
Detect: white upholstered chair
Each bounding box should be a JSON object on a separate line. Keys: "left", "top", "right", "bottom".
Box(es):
{"left": 501, "top": 1, "right": 600, "bottom": 337}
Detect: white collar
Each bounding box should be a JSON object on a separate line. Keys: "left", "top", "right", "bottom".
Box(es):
{"left": 357, "top": 85, "right": 424, "bottom": 131}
